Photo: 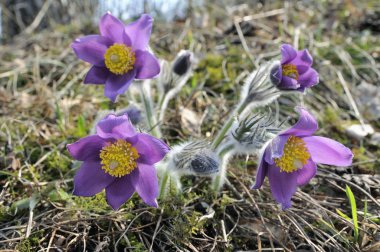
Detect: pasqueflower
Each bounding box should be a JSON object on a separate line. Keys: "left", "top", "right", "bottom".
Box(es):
{"left": 72, "top": 13, "right": 160, "bottom": 102}
{"left": 67, "top": 114, "right": 169, "bottom": 209}
{"left": 270, "top": 44, "right": 319, "bottom": 91}
{"left": 252, "top": 107, "right": 353, "bottom": 209}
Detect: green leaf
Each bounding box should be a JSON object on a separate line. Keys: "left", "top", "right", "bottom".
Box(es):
{"left": 336, "top": 208, "right": 351, "bottom": 221}
{"left": 76, "top": 115, "right": 87, "bottom": 137}
{"left": 346, "top": 185, "right": 359, "bottom": 242}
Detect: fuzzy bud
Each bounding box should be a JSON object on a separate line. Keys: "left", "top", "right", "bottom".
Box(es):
{"left": 167, "top": 141, "right": 220, "bottom": 176}
{"left": 172, "top": 50, "right": 193, "bottom": 76}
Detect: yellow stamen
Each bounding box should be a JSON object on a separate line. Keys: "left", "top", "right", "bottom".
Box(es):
{"left": 99, "top": 139, "right": 139, "bottom": 177}
{"left": 282, "top": 64, "right": 299, "bottom": 80}
{"left": 104, "top": 44, "right": 135, "bottom": 75}
{"left": 274, "top": 135, "right": 310, "bottom": 173}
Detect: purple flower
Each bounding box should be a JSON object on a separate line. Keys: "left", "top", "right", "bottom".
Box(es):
{"left": 67, "top": 114, "right": 169, "bottom": 209}
{"left": 72, "top": 13, "right": 160, "bottom": 102}
{"left": 252, "top": 107, "right": 353, "bottom": 209}
{"left": 270, "top": 44, "right": 319, "bottom": 91}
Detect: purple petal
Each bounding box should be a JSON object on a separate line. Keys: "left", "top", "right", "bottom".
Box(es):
{"left": 267, "top": 164, "right": 298, "bottom": 210}
{"left": 269, "top": 63, "right": 282, "bottom": 86}
{"left": 135, "top": 163, "right": 159, "bottom": 207}
{"left": 125, "top": 14, "right": 153, "bottom": 51}
{"left": 278, "top": 76, "right": 300, "bottom": 90}
{"left": 104, "top": 69, "right": 136, "bottom": 102}
{"left": 296, "top": 65, "right": 310, "bottom": 75}
{"left": 99, "top": 13, "right": 131, "bottom": 45}
{"left": 298, "top": 68, "right": 319, "bottom": 88}
{"left": 73, "top": 160, "right": 115, "bottom": 196}
{"left": 134, "top": 133, "right": 170, "bottom": 165}
{"left": 282, "top": 107, "right": 318, "bottom": 137}
{"left": 280, "top": 44, "right": 297, "bottom": 64}
{"left": 96, "top": 114, "right": 136, "bottom": 140}
{"left": 105, "top": 170, "right": 138, "bottom": 210}
{"left": 303, "top": 136, "right": 353, "bottom": 166}
{"left": 71, "top": 35, "right": 112, "bottom": 66}
{"left": 264, "top": 135, "right": 290, "bottom": 164}
{"left": 84, "top": 66, "right": 110, "bottom": 84}
{"left": 251, "top": 149, "right": 269, "bottom": 189}
{"left": 290, "top": 49, "right": 313, "bottom": 67}
{"left": 296, "top": 159, "right": 317, "bottom": 186}
{"left": 134, "top": 50, "right": 160, "bottom": 79}
{"left": 67, "top": 135, "right": 105, "bottom": 161}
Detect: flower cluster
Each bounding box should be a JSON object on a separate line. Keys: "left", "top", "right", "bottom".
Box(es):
{"left": 67, "top": 12, "right": 353, "bottom": 211}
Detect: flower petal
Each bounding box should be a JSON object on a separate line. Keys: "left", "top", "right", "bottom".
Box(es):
{"left": 269, "top": 62, "right": 282, "bottom": 86}
{"left": 96, "top": 114, "right": 136, "bottom": 140}
{"left": 134, "top": 133, "right": 169, "bottom": 165}
{"left": 282, "top": 107, "right": 318, "bottom": 137}
{"left": 73, "top": 160, "right": 115, "bottom": 196}
{"left": 298, "top": 68, "right": 319, "bottom": 88}
{"left": 303, "top": 136, "right": 353, "bottom": 166}
{"left": 252, "top": 149, "right": 269, "bottom": 189}
{"left": 104, "top": 69, "right": 136, "bottom": 102}
{"left": 134, "top": 50, "right": 160, "bottom": 79}
{"left": 67, "top": 135, "right": 105, "bottom": 161}
{"left": 84, "top": 66, "right": 110, "bottom": 84}
{"left": 264, "top": 135, "right": 290, "bottom": 164}
{"left": 281, "top": 44, "right": 297, "bottom": 64}
{"left": 135, "top": 163, "right": 159, "bottom": 207}
{"left": 278, "top": 76, "right": 300, "bottom": 90}
{"left": 290, "top": 49, "right": 313, "bottom": 67}
{"left": 296, "top": 159, "right": 317, "bottom": 186}
{"left": 125, "top": 14, "right": 153, "bottom": 51}
{"left": 99, "top": 13, "right": 131, "bottom": 45}
{"left": 105, "top": 170, "right": 138, "bottom": 210}
{"left": 267, "top": 164, "right": 298, "bottom": 210}
{"left": 71, "top": 35, "right": 112, "bottom": 66}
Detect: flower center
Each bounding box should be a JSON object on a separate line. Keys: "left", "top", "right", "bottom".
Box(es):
{"left": 274, "top": 135, "right": 310, "bottom": 173}
{"left": 104, "top": 44, "right": 135, "bottom": 75}
{"left": 99, "top": 139, "right": 139, "bottom": 177}
{"left": 282, "top": 64, "right": 299, "bottom": 80}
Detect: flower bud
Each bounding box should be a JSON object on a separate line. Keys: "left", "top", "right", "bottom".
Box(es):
{"left": 167, "top": 141, "right": 220, "bottom": 176}
{"left": 172, "top": 50, "right": 193, "bottom": 76}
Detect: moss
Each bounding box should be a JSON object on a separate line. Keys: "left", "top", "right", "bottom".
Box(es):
{"left": 73, "top": 191, "right": 112, "bottom": 213}
{"left": 321, "top": 106, "right": 343, "bottom": 130}
{"left": 16, "top": 231, "right": 44, "bottom": 252}
{"left": 45, "top": 149, "right": 71, "bottom": 178}
{"left": 352, "top": 147, "right": 376, "bottom": 173}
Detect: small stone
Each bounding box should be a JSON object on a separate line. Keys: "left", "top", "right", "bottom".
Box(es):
{"left": 370, "top": 132, "right": 380, "bottom": 146}
{"left": 345, "top": 124, "right": 374, "bottom": 140}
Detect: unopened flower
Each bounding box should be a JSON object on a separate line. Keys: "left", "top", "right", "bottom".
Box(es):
{"left": 172, "top": 50, "right": 193, "bottom": 76}
{"left": 72, "top": 13, "right": 160, "bottom": 102}
{"left": 252, "top": 107, "right": 353, "bottom": 209}
{"left": 167, "top": 141, "right": 220, "bottom": 176}
{"left": 67, "top": 114, "right": 169, "bottom": 209}
{"left": 270, "top": 44, "right": 318, "bottom": 91}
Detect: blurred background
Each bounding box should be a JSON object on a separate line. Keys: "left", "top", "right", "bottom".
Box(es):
{"left": 1, "top": 0, "right": 380, "bottom": 251}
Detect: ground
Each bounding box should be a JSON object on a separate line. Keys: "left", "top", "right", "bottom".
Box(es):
{"left": 0, "top": 1, "right": 380, "bottom": 251}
